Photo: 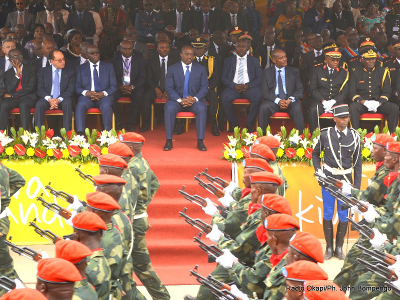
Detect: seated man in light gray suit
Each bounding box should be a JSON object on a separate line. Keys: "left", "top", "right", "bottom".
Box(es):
{"left": 4, "top": 0, "right": 35, "bottom": 33}
{"left": 35, "top": 0, "right": 65, "bottom": 36}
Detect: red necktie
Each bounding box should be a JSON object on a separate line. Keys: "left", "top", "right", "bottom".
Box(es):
{"left": 16, "top": 74, "right": 22, "bottom": 91}
{"left": 18, "top": 12, "right": 23, "bottom": 24}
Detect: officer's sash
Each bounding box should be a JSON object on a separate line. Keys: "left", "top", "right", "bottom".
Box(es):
{"left": 343, "top": 46, "right": 358, "bottom": 58}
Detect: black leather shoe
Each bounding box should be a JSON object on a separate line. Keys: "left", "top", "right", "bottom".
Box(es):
{"left": 174, "top": 122, "right": 184, "bottom": 135}
{"left": 163, "top": 140, "right": 173, "bottom": 151}
{"left": 140, "top": 124, "right": 149, "bottom": 133}
{"left": 184, "top": 295, "right": 196, "bottom": 300}
{"left": 197, "top": 140, "right": 207, "bottom": 151}
{"left": 211, "top": 124, "right": 220, "bottom": 136}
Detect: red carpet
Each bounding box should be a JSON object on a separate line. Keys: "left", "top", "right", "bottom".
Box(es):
{"left": 133, "top": 122, "right": 232, "bottom": 285}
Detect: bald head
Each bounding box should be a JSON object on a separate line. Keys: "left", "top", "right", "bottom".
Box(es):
{"left": 79, "top": 41, "right": 91, "bottom": 58}
{"left": 126, "top": 26, "right": 137, "bottom": 35}
{"left": 155, "top": 31, "right": 170, "bottom": 43}
{"left": 42, "top": 40, "right": 55, "bottom": 58}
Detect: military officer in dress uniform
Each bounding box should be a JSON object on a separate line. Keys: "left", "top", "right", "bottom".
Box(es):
{"left": 312, "top": 104, "right": 362, "bottom": 260}
{"left": 384, "top": 41, "right": 400, "bottom": 106}
{"left": 348, "top": 38, "right": 377, "bottom": 70}
{"left": 192, "top": 37, "right": 222, "bottom": 136}
{"left": 308, "top": 43, "right": 349, "bottom": 133}
{"left": 349, "top": 47, "right": 399, "bottom": 132}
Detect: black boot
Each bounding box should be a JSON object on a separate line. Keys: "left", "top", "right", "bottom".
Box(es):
{"left": 335, "top": 221, "right": 348, "bottom": 260}
{"left": 323, "top": 219, "right": 334, "bottom": 260}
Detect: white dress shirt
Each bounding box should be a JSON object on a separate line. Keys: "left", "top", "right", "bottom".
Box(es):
{"left": 230, "top": 13, "right": 237, "bottom": 26}
{"left": 42, "top": 56, "right": 48, "bottom": 68}
{"left": 82, "top": 61, "right": 108, "bottom": 96}
{"left": 274, "top": 66, "right": 295, "bottom": 104}
{"left": 80, "top": 56, "right": 88, "bottom": 64}
{"left": 176, "top": 10, "right": 183, "bottom": 32}
{"left": 122, "top": 55, "right": 131, "bottom": 84}
{"left": 5, "top": 56, "right": 11, "bottom": 72}
{"left": 177, "top": 61, "right": 198, "bottom": 102}
{"left": 335, "top": 126, "right": 348, "bottom": 138}
{"left": 233, "top": 54, "right": 249, "bottom": 84}
{"left": 213, "top": 41, "right": 219, "bottom": 54}
{"left": 45, "top": 65, "right": 63, "bottom": 101}
{"left": 47, "top": 10, "right": 55, "bottom": 29}
{"left": 314, "top": 49, "right": 322, "bottom": 57}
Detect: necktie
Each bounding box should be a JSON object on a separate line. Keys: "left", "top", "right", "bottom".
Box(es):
{"left": 18, "top": 12, "right": 23, "bottom": 24}
{"left": 266, "top": 46, "right": 270, "bottom": 69}
{"left": 330, "top": 69, "right": 333, "bottom": 76}
{"left": 237, "top": 57, "right": 244, "bottom": 84}
{"left": 16, "top": 74, "right": 22, "bottom": 91}
{"left": 53, "top": 69, "right": 60, "bottom": 99}
{"left": 47, "top": 11, "right": 52, "bottom": 24}
{"left": 79, "top": 13, "right": 83, "bottom": 29}
{"left": 317, "top": 51, "right": 320, "bottom": 56}
{"left": 204, "top": 14, "right": 209, "bottom": 33}
{"left": 216, "top": 46, "right": 219, "bottom": 54}
{"left": 232, "top": 14, "right": 236, "bottom": 27}
{"left": 93, "top": 64, "right": 101, "bottom": 92}
{"left": 177, "top": 12, "right": 182, "bottom": 32}
{"left": 338, "top": 130, "right": 345, "bottom": 141}
{"left": 278, "top": 70, "right": 286, "bottom": 99}
{"left": 160, "top": 58, "right": 166, "bottom": 91}
{"left": 123, "top": 57, "right": 130, "bottom": 85}
{"left": 183, "top": 65, "right": 190, "bottom": 98}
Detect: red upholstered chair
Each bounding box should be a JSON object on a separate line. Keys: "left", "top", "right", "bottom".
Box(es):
{"left": 226, "top": 99, "right": 259, "bottom": 131}
{"left": 358, "top": 113, "right": 386, "bottom": 131}
{"left": 319, "top": 113, "right": 334, "bottom": 119}
{"left": 176, "top": 112, "right": 196, "bottom": 132}
{"left": 86, "top": 108, "right": 115, "bottom": 130}
{"left": 151, "top": 98, "right": 167, "bottom": 130}
{"left": 10, "top": 108, "right": 35, "bottom": 129}
{"left": 43, "top": 110, "right": 75, "bottom": 131}
{"left": 269, "top": 112, "right": 291, "bottom": 127}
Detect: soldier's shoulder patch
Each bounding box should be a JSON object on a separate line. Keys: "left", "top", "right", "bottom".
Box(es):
{"left": 314, "top": 63, "right": 323, "bottom": 67}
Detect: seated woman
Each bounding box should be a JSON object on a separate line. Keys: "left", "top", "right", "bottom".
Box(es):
{"left": 24, "top": 23, "right": 45, "bottom": 59}
{"left": 357, "top": 2, "right": 386, "bottom": 37}
{"left": 60, "top": 29, "right": 83, "bottom": 61}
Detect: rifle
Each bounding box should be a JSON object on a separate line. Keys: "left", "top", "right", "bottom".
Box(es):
{"left": 201, "top": 168, "right": 230, "bottom": 189}
{"left": 356, "top": 243, "right": 396, "bottom": 265}
{"left": 0, "top": 276, "right": 16, "bottom": 292}
{"left": 5, "top": 238, "right": 42, "bottom": 262}
{"left": 178, "top": 186, "right": 229, "bottom": 218}
{"left": 314, "top": 172, "right": 355, "bottom": 189}
{"left": 29, "top": 220, "right": 63, "bottom": 244}
{"left": 347, "top": 218, "right": 383, "bottom": 240}
{"left": 357, "top": 258, "right": 398, "bottom": 281}
{"left": 189, "top": 265, "right": 241, "bottom": 300}
{"left": 325, "top": 185, "right": 369, "bottom": 213}
{"left": 75, "top": 165, "right": 95, "bottom": 185}
{"left": 385, "top": 281, "right": 400, "bottom": 297}
{"left": 45, "top": 182, "right": 86, "bottom": 207}
{"left": 36, "top": 193, "right": 72, "bottom": 219}
{"left": 194, "top": 174, "right": 225, "bottom": 198}
{"left": 179, "top": 208, "right": 231, "bottom": 239}
{"left": 194, "top": 233, "right": 223, "bottom": 259}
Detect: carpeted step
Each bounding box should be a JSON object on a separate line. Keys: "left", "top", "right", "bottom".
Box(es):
{"left": 151, "top": 164, "right": 231, "bottom": 181}
{"left": 154, "top": 179, "right": 220, "bottom": 199}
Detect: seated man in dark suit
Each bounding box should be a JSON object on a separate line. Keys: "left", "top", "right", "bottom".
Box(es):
{"left": 259, "top": 48, "right": 304, "bottom": 133}
{"left": 193, "top": 0, "right": 218, "bottom": 34}
{"left": 30, "top": 40, "right": 55, "bottom": 73}
{"left": 164, "top": 0, "right": 192, "bottom": 33}
{"left": 111, "top": 40, "right": 146, "bottom": 131}
{"left": 303, "top": 0, "right": 334, "bottom": 35}
{"left": 0, "top": 48, "right": 37, "bottom": 130}
{"left": 301, "top": 34, "right": 324, "bottom": 87}
{"left": 143, "top": 40, "right": 180, "bottom": 132}
{"left": 164, "top": 45, "right": 209, "bottom": 151}
{"left": 66, "top": 0, "right": 96, "bottom": 40}
{"left": 34, "top": 50, "right": 75, "bottom": 131}
{"left": 135, "top": 0, "right": 165, "bottom": 43}
{"left": 331, "top": 1, "right": 355, "bottom": 36}
{"left": 221, "top": 38, "right": 262, "bottom": 131}
{"left": 256, "top": 26, "right": 282, "bottom": 70}
{"left": 75, "top": 45, "right": 117, "bottom": 134}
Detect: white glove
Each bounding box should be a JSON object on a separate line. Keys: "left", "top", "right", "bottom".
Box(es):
{"left": 323, "top": 99, "right": 336, "bottom": 112}
{"left": 369, "top": 100, "right": 380, "bottom": 112}
{"left": 316, "top": 169, "right": 326, "bottom": 178}
{"left": 362, "top": 203, "right": 379, "bottom": 223}
{"left": 230, "top": 285, "right": 249, "bottom": 300}
{"left": 206, "top": 224, "right": 223, "bottom": 243}
{"left": 202, "top": 198, "right": 219, "bottom": 216}
{"left": 70, "top": 195, "right": 83, "bottom": 211}
{"left": 40, "top": 251, "right": 50, "bottom": 259}
{"left": 223, "top": 181, "right": 238, "bottom": 195}
{"left": 363, "top": 100, "right": 373, "bottom": 111}
{"left": 219, "top": 193, "right": 235, "bottom": 208}
{"left": 391, "top": 270, "right": 400, "bottom": 289}
{"left": 215, "top": 249, "right": 237, "bottom": 269}
{"left": 14, "top": 279, "right": 25, "bottom": 289}
{"left": 370, "top": 228, "right": 387, "bottom": 250}
{"left": 350, "top": 200, "right": 367, "bottom": 215}
{"left": 65, "top": 211, "right": 77, "bottom": 227}
{"left": 388, "top": 255, "right": 400, "bottom": 272}
{"left": 340, "top": 180, "right": 352, "bottom": 196}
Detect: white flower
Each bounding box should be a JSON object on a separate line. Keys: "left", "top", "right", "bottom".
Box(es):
{"left": 108, "top": 136, "right": 118, "bottom": 145}
{"left": 0, "top": 136, "right": 13, "bottom": 146}
{"left": 273, "top": 134, "right": 281, "bottom": 143}
{"left": 227, "top": 148, "right": 237, "bottom": 158}
{"left": 311, "top": 137, "right": 319, "bottom": 149}
{"left": 59, "top": 142, "right": 67, "bottom": 149}
{"left": 300, "top": 139, "right": 309, "bottom": 149}
{"left": 52, "top": 137, "right": 62, "bottom": 142}
{"left": 228, "top": 136, "right": 237, "bottom": 147}
{"left": 243, "top": 133, "right": 256, "bottom": 146}
{"left": 289, "top": 133, "right": 301, "bottom": 145}
{"left": 21, "top": 132, "right": 29, "bottom": 144}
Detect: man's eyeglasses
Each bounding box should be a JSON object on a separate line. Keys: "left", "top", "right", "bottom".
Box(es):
{"left": 52, "top": 58, "right": 65, "bottom": 62}
{"left": 10, "top": 55, "right": 24, "bottom": 59}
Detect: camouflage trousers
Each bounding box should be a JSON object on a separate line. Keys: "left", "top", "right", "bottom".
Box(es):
{"left": 131, "top": 217, "right": 170, "bottom": 300}
{"left": 349, "top": 271, "right": 387, "bottom": 300}
{"left": 121, "top": 256, "right": 147, "bottom": 300}
{"left": 376, "top": 289, "right": 398, "bottom": 300}
{"left": 196, "top": 264, "right": 233, "bottom": 300}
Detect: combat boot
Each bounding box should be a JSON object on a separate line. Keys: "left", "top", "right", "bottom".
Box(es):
{"left": 335, "top": 221, "right": 348, "bottom": 260}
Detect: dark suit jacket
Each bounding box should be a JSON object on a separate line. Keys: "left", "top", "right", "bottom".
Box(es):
{"left": 4, "top": 11, "right": 35, "bottom": 32}
{"left": 303, "top": 7, "right": 334, "bottom": 35}
{"left": 5, "top": 64, "right": 37, "bottom": 98}
{"left": 146, "top": 47, "right": 180, "bottom": 63}
{"left": 255, "top": 42, "right": 282, "bottom": 70}
{"left": 221, "top": 55, "right": 261, "bottom": 89}
{"left": 164, "top": 9, "right": 192, "bottom": 33}
{"left": 111, "top": 53, "right": 146, "bottom": 89}
{"left": 135, "top": 11, "right": 165, "bottom": 37}
{"left": 192, "top": 10, "right": 219, "bottom": 34}
{"left": 301, "top": 51, "right": 325, "bottom": 86}
{"left": 66, "top": 10, "right": 96, "bottom": 37}
{"left": 37, "top": 65, "right": 75, "bottom": 100}
{"left": 0, "top": 68, "right": 4, "bottom": 98}
{"left": 193, "top": 55, "right": 221, "bottom": 90}
{"left": 146, "top": 54, "right": 180, "bottom": 90}
{"left": 220, "top": 11, "right": 250, "bottom": 32}
{"left": 75, "top": 61, "right": 117, "bottom": 96}
{"left": 27, "top": 3, "right": 45, "bottom": 16}
{"left": 35, "top": 10, "right": 65, "bottom": 35}
{"left": 165, "top": 62, "right": 209, "bottom": 102}
{"left": 261, "top": 66, "right": 303, "bottom": 102}
{"left": 0, "top": 57, "right": 5, "bottom": 72}
{"left": 331, "top": 10, "right": 355, "bottom": 34}
{"left": 29, "top": 56, "right": 51, "bottom": 74}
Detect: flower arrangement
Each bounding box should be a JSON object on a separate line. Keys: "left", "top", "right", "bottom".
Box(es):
{"left": 222, "top": 125, "right": 397, "bottom": 165}
{"left": 0, "top": 126, "right": 123, "bottom": 163}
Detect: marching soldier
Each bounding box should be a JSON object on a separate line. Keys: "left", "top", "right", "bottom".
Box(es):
{"left": 348, "top": 47, "right": 398, "bottom": 132}
{"left": 308, "top": 43, "right": 349, "bottom": 133}
{"left": 303, "top": 280, "right": 348, "bottom": 299}
{"left": 384, "top": 41, "right": 400, "bottom": 106}
{"left": 192, "top": 37, "right": 222, "bottom": 136}
{"left": 312, "top": 104, "right": 362, "bottom": 260}
{"left": 0, "top": 163, "right": 25, "bottom": 296}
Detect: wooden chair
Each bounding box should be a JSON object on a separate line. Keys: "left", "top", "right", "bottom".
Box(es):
{"left": 358, "top": 113, "right": 386, "bottom": 131}
{"left": 86, "top": 108, "right": 115, "bottom": 130}
{"left": 176, "top": 112, "right": 196, "bottom": 132}
{"left": 227, "top": 99, "right": 259, "bottom": 131}
{"left": 10, "top": 108, "right": 35, "bottom": 130}
{"left": 151, "top": 98, "right": 167, "bottom": 130}
{"left": 43, "top": 110, "right": 75, "bottom": 131}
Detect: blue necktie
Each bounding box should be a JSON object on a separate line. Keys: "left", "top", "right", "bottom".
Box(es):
{"left": 93, "top": 64, "right": 101, "bottom": 92}
{"left": 53, "top": 69, "right": 60, "bottom": 99}
{"left": 183, "top": 65, "right": 190, "bottom": 98}
{"left": 278, "top": 70, "right": 286, "bottom": 99}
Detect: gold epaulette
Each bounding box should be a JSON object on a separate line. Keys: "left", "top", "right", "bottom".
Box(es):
{"left": 314, "top": 63, "right": 323, "bottom": 67}
{"left": 382, "top": 67, "right": 390, "bottom": 88}
{"left": 207, "top": 56, "right": 214, "bottom": 79}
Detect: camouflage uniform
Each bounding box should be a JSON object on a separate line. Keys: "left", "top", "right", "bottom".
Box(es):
{"left": 0, "top": 164, "right": 25, "bottom": 296}
{"left": 269, "top": 161, "right": 288, "bottom": 196}
{"left": 86, "top": 249, "right": 112, "bottom": 300}
{"left": 128, "top": 154, "right": 169, "bottom": 300}
{"left": 229, "top": 243, "right": 272, "bottom": 297}
{"left": 196, "top": 209, "right": 262, "bottom": 300}
{"left": 333, "top": 166, "right": 394, "bottom": 287}
{"left": 72, "top": 278, "right": 98, "bottom": 300}
{"left": 121, "top": 169, "right": 139, "bottom": 221}
{"left": 263, "top": 255, "right": 287, "bottom": 300}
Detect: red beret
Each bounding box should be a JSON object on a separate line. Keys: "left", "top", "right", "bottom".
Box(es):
{"left": 261, "top": 194, "right": 292, "bottom": 216}
{"left": 243, "top": 158, "right": 273, "bottom": 173}
{"left": 265, "top": 214, "right": 300, "bottom": 231}
{"left": 290, "top": 232, "right": 324, "bottom": 263}
{"left": 256, "top": 136, "right": 281, "bottom": 148}
{"left": 72, "top": 211, "right": 107, "bottom": 232}
{"left": 98, "top": 154, "right": 128, "bottom": 169}
{"left": 282, "top": 261, "right": 328, "bottom": 282}
{"left": 119, "top": 132, "right": 145, "bottom": 143}
{"left": 86, "top": 192, "right": 121, "bottom": 212}
{"left": 386, "top": 142, "right": 400, "bottom": 155}
{"left": 93, "top": 174, "right": 127, "bottom": 186}
{"left": 37, "top": 258, "right": 82, "bottom": 283}
{"left": 249, "top": 171, "right": 283, "bottom": 186}
{"left": 108, "top": 142, "right": 134, "bottom": 158}
{"left": 371, "top": 134, "right": 394, "bottom": 147}
{"left": 55, "top": 240, "right": 92, "bottom": 264}
{"left": 0, "top": 288, "right": 47, "bottom": 300}
{"left": 303, "top": 280, "right": 348, "bottom": 300}
{"left": 249, "top": 144, "right": 276, "bottom": 161}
